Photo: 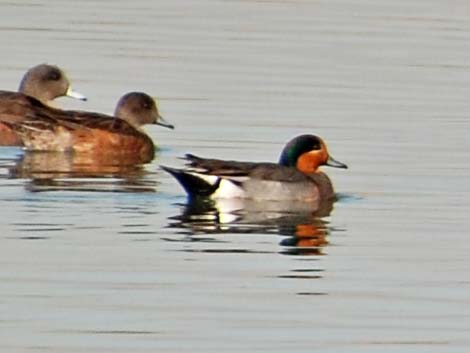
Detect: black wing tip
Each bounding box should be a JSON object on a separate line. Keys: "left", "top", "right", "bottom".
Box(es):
{"left": 160, "top": 165, "right": 220, "bottom": 198}
{"left": 160, "top": 165, "right": 180, "bottom": 175}
{"left": 183, "top": 153, "right": 198, "bottom": 162}
{"left": 182, "top": 153, "right": 206, "bottom": 169}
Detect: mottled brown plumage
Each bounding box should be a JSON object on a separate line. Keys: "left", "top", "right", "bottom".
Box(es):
{"left": 0, "top": 64, "right": 86, "bottom": 146}
{"left": 0, "top": 92, "right": 174, "bottom": 163}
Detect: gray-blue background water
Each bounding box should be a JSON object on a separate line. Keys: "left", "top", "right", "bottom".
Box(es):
{"left": 1, "top": 1, "right": 470, "bottom": 352}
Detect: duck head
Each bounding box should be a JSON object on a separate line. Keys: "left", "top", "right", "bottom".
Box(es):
{"left": 18, "top": 64, "right": 86, "bottom": 104}
{"left": 114, "top": 92, "right": 174, "bottom": 130}
{"left": 278, "top": 134, "right": 347, "bottom": 174}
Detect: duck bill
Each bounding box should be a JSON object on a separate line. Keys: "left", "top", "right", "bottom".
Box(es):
{"left": 154, "top": 115, "right": 175, "bottom": 130}
{"left": 325, "top": 155, "right": 348, "bottom": 169}
{"left": 66, "top": 87, "right": 87, "bottom": 101}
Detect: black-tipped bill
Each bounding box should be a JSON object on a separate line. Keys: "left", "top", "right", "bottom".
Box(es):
{"left": 325, "top": 155, "right": 348, "bottom": 169}
{"left": 154, "top": 115, "right": 175, "bottom": 130}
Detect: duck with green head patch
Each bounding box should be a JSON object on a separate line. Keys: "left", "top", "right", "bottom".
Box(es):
{"left": 161, "top": 134, "right": 347, "bottom": 203}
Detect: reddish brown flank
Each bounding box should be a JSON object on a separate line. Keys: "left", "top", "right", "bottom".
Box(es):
{"left": 71, "top": 125, "right": 156, "bottom": 161}
{"left": 0, "top": 92, "right": 173, "bottom": 163}
{"left": 0, "top": 123, "right": 22, "bottom": 145}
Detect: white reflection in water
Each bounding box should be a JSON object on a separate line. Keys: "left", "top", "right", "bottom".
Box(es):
{"left": 167, "top": 196, "right": 342, "bottom": 256}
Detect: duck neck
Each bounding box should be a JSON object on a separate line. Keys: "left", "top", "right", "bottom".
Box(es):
{"left": 19, "top": 82, "right": 50, "bottom": 105}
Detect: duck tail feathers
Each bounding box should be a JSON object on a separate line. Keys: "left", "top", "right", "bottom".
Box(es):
{"left": 161, "top": 165, "right": 221, "bottom": 198}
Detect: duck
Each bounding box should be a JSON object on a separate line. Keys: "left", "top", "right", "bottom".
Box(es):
{"left": 161, "top": 134, "right": 347, "bottom": 202}
{"left": 17, "top": 64, "right": 86, "bottom": 105}
{"left": 0, "top": 64, "right": 87, "bottom": 145}
{"left": 0, "top": 92, "right": 174, "bottom": 162}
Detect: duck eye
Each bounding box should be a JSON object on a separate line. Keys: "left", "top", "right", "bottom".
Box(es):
{"left": 312, "top": 142, "right": 321, "bottom": 150}
{"left": 309, "top": 137, "right": 322, "bottom": 150}
{"left": 141, "top": 98, "right": 154, "bottom": 110}
{"left": 46, "top": 70, "right": 61, "bottom": 81}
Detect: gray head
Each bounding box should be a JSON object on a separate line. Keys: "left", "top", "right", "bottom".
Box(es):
{"left": 18, "top": 64, "right": 87, "bottom": 105}
{"left": 114, "top": 92, "right": 174, "bottom": 129}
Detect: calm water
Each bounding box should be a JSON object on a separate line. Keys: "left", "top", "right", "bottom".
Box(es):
{"left": 1, "top": 0, "right": 470, "bottom": 352}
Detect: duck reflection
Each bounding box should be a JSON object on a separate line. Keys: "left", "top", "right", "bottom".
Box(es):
{"left": 168, "top": 196, "right": 335, "bottom": 255}
{"left": 8, "top": 150, "right": 157, "bottom": 192}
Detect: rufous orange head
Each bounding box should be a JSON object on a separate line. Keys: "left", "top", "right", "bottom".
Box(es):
{"left": 278, "top": 134, "right": 347, "bottom": 174}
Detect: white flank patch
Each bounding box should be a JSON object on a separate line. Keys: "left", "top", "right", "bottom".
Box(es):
{"left": 212, "top": 178, "right": 245, "bottom": 199}
{"left": 187, "top": 172, "right": 246, "bottom": 199}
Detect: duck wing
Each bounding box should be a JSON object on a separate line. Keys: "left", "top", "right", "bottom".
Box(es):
{"left": 6, "top": 104, "right": 143, "bottom": 138}
{"left": 0, "top": 92, "right": 47, "bottom": 124}
{"left": 58, "top": 110, "right": 143, "bottom": 136}
{"left": 184, "top": 154, "right": 310, "bottom": 182}
{"left": 184, "top": 153, "right": 273, "bottom": 177}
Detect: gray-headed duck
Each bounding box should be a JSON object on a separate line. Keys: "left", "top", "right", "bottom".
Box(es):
{"left": 0, "top": 64, "right": 86, "bottom": 145}
{"left": 1, "top": 92, "right": 174, "bottom": 163}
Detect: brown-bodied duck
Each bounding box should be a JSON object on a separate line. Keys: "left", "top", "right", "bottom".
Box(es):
{"left": 1, "top": 92, "right": 174, "bottom": 162}
{"left": 0, "top": 64, "right": 86, "bottom": 145}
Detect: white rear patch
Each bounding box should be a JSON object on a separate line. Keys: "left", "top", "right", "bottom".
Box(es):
{"left": 192, "top": 173, "right": 245, "bottom": 199}
{"left": 213, "top": 179, "right": 245, "bottom": 199}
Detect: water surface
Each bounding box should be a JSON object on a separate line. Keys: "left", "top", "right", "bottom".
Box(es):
{"left": 1, "top": 1, "right": 470, "bottom": 352}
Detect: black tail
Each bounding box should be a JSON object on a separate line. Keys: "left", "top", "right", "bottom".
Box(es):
{"left": 160, "top": 165, "right": 221, "bottom": 198}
